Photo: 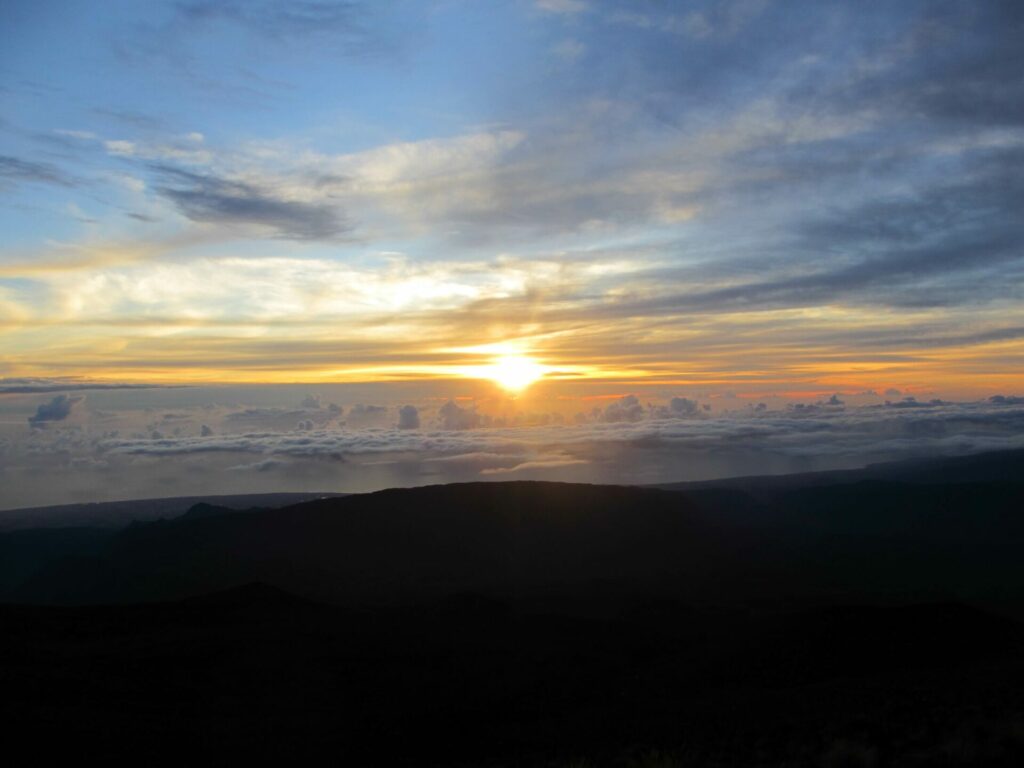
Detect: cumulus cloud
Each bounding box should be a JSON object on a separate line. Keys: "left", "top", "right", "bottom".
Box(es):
{"left": 990, "top": 395, "right": 1024, "bottom": 406}
{"left": 397, "top": 404, "right": 420, "bottom": 430}
{"left": 786, "top": 395, "right": 847, "bottom": 415}
{"left": 438, "top": 400, "right": 480, "bottom": 430}
{"left": 600, "top": 395, "right": 645, "bottom": 423}
{"left": 649, "top": 396, "right": 702, "bottom": 419}
{"left": 669, "top": 397, "right": 699, "bottom": 416}
{"left": 225, "top": 406, "right": 334, "bottom": 431}
{"left": 28, "top": 395, "right": 84, "bottom": 427}
{"left": 301, "top": 394, "right": 322, "bottom": 409}
{"left": 346, "top": 404, "right": 390, "bottom": 428}
{"left": 884, "top": 397, "right": 948, "bottom": 409}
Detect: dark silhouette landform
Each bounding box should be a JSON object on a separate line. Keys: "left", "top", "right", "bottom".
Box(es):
{"left": 0, "top": 491, "right": 347, "bottom": 531}
{"left": 3, "top": 449, "right": 1024, "bottom": 765}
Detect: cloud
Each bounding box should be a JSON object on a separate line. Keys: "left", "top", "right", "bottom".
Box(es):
{"left": 53, "top": 129, "right": 98, "bottom": 141}
{"left": 552, "top": 38, "right": 586, "bottom": 62}
{"left": 226, "top": 458, "right": 289, "bottom": 472}
{"left": 599, "top": 394, "right": 644, "bottom": 423}
{"left": 397, "top": 404, "right": 420, "bottom": 430}
{"left": 346, "top": 404, "right": 390, "bottom": 428}
{"left": 104, "top": 136, "right": 211, "bottom": 164}
{"left": 0, "top": 155, "right": 75, "bottom": 188}
{"left": 437, "top": 400, "right": 480, "bottom": 430}
{"left": 28, "top": 395, "right": 84, "bottom": 427}
{"left": 154, "top": 165, "right": 350, "bottom": 240}
{"left": 113, "top": 0, "right": 396, "bottom": 97}
{"left": 480, "top": 452, "right": 589, "bottom": 475}
{"left": 668, "top": 397, "right": 699, "bottom": 417}
{"left": 535, "top": 0, "right": 588, "bottom": 15}
{"left": 93, "top": 400, "right": 1024, "bottom": 475}
{"left": 0, "top": 378, "right": 172, "bottom": 395}
{"left": 835, "top": 2, "right": 1024, "bottom": 130}
{"left": 990, "top": 395, "right": 1024, "bottom": 406}
{"left": 884, "top": 397, "right": 948, "bottom": 410}
{"left": 647, "top": 397, "right": 704, "bottom": 419}
{"left": 224, "top": 406, "right": 336, "bottom": 431}
{"left": 174, "top": 0, "right": 378, "bottom": 49}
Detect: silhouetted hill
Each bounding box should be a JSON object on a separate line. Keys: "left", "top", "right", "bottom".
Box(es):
{"left": 0, "top": 495, "right": 340, "bottom": 599}
{"left": 0, "top": 526, "right": 112, "bottom": 600}
{"left": 653, "top": 446, "right": 1024, "bottom": 494}
{"left": 6, "top": 449, "right": 1024, "bottom": 764}
{"left": 13, "top": 468, "right": 1024, "bottom": 616}
{"left": 0, "top": 491, "right": 346, "bottom": 531}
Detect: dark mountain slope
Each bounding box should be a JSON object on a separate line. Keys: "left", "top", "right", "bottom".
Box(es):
{"left": 17, "top": 476, "right": 1024, "bottom": 616}
{"left": 7, "top": 449, "right": 1024, "bottom": 764}
{"left": 653, "top": 446, "right": 1024, "bottom": 494}
{"left": 20, "top": 483, "right": 751, "bottom": 605}
{"left": 0, "top": 501, "right": 276, "bottom": 599}
{"left": 0, "top": 526, "right": 113, "bottom": 599}
{"left": 0, "top": 491, "right": 346, "bottom": 531}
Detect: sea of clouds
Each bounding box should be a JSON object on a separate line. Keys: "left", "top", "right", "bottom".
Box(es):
{"left": 4, "top": 384, "right": 1024, "bottom": 509}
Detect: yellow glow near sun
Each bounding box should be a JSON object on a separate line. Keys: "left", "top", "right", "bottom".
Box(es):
{"left": 483, "top": 355, "right": 547, "bottom": 392}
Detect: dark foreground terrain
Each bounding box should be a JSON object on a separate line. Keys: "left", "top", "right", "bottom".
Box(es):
{"left": 3, "top": 450, "right": 1024, "bottom": 765}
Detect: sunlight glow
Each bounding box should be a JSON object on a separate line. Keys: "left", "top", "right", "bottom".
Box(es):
{"left": 483, "top": 355, "right": 547, "bottom": 392}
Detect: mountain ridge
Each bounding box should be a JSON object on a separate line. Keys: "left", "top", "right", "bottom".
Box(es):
{"left": 12, "top": 458, "right": 1024, "bottom": 617}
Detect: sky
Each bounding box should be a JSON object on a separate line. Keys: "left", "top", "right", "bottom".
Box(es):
{"left": 2, "top": 1, "right": 1024, "bottom": 507}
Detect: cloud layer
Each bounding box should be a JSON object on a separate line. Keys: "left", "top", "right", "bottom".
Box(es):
{"left": 6, "top": 387, "right": 1024, "bottom": 509}
{"left": 92, "top": 397, "right": 1024, "bottom": 467}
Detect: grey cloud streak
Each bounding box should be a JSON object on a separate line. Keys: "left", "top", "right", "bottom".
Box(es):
{"left": 0, "top": 155, "right": 75, "bottom": 188}
{"left": 153, "top": 165, "right": 350, "bottom": 240}
{"left": 1, "top": 378, "right": 176, "bottom": 395}
{"left": 172, "top": 0, "right": 386, "bottom": 53}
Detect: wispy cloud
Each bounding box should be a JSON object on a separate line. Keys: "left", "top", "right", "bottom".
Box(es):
{"left": 0, "top": 155, "right": 76, "bottom": 188}
{"left": 153, "top": 165, "right": 350, "bottom": 240}
{"left": 535, "top": 0, "right": 588, "bottom": 16}
{"left": 0, "top": 378, "right": 175, "bottom": 395}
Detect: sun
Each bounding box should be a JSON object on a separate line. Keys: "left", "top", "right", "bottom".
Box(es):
{"left": 485, "top": 355, "right": 546, "bottom": 393}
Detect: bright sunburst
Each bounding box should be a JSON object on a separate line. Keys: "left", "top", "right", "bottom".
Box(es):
{"left": 484, "top": 355, "right": 546, "bottom": 393}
